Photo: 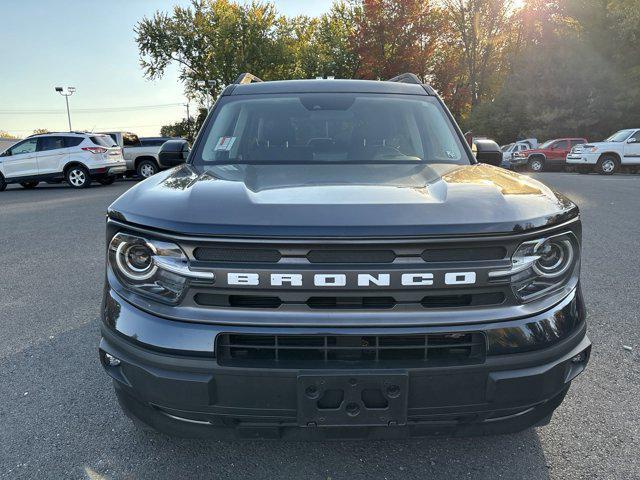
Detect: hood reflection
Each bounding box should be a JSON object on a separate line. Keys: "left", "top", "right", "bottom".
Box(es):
{"left": 441, "top": 164, "right": 544, "bottom": 196}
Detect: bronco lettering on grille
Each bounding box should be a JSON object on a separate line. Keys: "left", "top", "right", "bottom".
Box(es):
{"left": 227, "top": 272, "right": 477, "bottom": 287}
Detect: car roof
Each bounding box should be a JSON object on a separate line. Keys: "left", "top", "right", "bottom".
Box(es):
{"left": 228, "top": 79, "right": 430, "bottom": 96}
{"left": 28, "top": 132, "right": 90, "bottom": 138}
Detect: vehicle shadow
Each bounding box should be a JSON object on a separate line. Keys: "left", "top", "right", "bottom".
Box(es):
{"left": 0, "top": 322, "right": 551, "bottom": 480}
{"left": 2, "top": 177, "right": 137, "bottom": 192}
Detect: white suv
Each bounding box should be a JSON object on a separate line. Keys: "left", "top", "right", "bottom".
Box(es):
{"left": 566, "top": 128, "right": 640, "bottom": 174}
{"left": 0, "top": 132, "right": 126, "bottom": 191}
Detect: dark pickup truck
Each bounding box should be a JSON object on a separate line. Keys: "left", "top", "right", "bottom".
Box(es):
{"left": 99, "top": 73, "right": 590, "bottom": 439}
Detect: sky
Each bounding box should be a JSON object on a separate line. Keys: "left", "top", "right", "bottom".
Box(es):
{"left": 0, "top": 0, "right": 334, "bottom": 138}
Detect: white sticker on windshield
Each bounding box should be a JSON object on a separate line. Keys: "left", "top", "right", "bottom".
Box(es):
{"left": 214, "top": 136, "right": 236, "bottom": 151}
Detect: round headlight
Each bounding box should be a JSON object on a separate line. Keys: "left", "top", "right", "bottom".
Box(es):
{"left": 126, "top": 244, "right": 152, "bottom": 271}
{"left": 534, "top": 239, "right": 573, "bottom": 278}
{"left": 115, "top": 241, "right": 157, "bottom": 280}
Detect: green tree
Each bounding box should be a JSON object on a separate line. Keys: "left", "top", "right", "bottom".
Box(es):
{"left": 160, "top": 108, "right": 208, "bottom": 142}
{"left": 291, "top": 2, "right": 361, "bottom": 79}
{"left": 0, "top": 131, "right": 19, "bottom": 139}
{"left": 136, "top": 0, "right": 300, "bottom": 98}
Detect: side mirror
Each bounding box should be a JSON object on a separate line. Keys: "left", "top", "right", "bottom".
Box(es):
{"left": 473, "top": 139, "right": 502, "bottom": 166}
{"left": 627, "top": 137, "right": 637, "bottom": 144}
{"left": 158, "top": 139, "right": 190, "bottom": 167}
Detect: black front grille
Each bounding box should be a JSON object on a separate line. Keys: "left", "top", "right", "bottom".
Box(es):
{"left": 194, "top": 292, "right": 505, "bottom": 309}
{"left": 307, "top": 249, "right": 396, "bottom": 263}
{"left": 194, "top": 247, "right": 281, "bottom": 263}
{"left": 216, "top": 333, "right": 486, "bottom": 368}
{"left": 421, "top": 246, "right": 507, "bottom": 262}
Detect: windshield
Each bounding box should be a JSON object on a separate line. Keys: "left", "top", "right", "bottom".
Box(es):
{"left": 605, "top": 129, "right": 634, "bottom": 142}
{"left": 193, "top": 94, "right": 470, "bottom": 166}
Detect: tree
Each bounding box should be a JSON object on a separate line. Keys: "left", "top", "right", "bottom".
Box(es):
{"left": 136, "top": 0, "right": 301, "bottom": 99}
{"left": 32, "top": 128, "right": 50, "bottom": 135}
{"left": 160, "top": 107, "right": 208, "bottom": 142}
{"left": 467, "top": 0, "right": 640, "bottom": 143}
{"left": 353, "top": 0, "right": 443, "bottom": 80}
{"left": 443, "top": 0, "right": 514, "bottom": 108}
{"left": 291, "top": 2, "right": 361, "bottom": 79}
{"left": 0, "top": 131, "right": 19, "bottom": 139}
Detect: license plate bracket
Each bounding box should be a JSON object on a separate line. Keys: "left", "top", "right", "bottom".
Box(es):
{"left": 297, "top": 372, "right": 408, "bottom": 427}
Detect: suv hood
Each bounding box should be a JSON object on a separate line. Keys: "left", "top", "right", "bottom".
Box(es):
{"left": 108, "top": 163, "right": 578, "bottom": 237}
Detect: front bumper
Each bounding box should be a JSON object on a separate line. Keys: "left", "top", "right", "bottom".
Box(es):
{"left": 509, "top": 156, "right": 529, "bottom": 166}
{"left": 100, "top": 288, "right": 590, "bottom": 439}
{"left": 566, "top": 153, "right": 598, "bottom": 165}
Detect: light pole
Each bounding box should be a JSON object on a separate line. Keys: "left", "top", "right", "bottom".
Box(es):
{"left": 54, "top": 86, "right": 76, "bottom": 131}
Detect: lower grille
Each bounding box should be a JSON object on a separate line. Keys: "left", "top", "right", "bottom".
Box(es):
{"left": 216, "top": 333, "right": 486, "bottom": 368}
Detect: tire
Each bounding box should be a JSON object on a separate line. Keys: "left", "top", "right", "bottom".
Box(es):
{"left": 20, "top": 180, "right": 39, "bottom": 189}
{"left": 527, "top": 156, "right": 545, "bottom": 172}
{"left": 98, "top": 176, "right": 116, "bottom": 186}
{"left": 136, "top": 160, "right": 159, "bottom": 179}
{"left": 0, "top": 175, "right": 6, "bottom": 192}
{"left": 65, "top": 165, "right": 91, "bottom": 188}
{"left": 596, "top": 155, "right": 618, "bottom": 175}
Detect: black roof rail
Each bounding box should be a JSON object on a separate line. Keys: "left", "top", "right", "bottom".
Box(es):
{"left": 234, "top": 73, "right": 263, "bottom": 85}
{"left": 387, "top": 73, "right": 436, "bottom": 95}
{"left": 387, "top": 73, "right": 422, "bottom": 85}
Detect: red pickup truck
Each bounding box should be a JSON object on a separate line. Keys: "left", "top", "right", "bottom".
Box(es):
{"left": 510, "top": 138, "right": 588, "bottom": 172}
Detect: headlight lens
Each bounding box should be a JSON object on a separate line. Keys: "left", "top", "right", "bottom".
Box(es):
{"left": 108, "top": 232, "right": 213, "bottom": 304}
{"left": 490, "top": 232, "right": 580, "bottom": 302}
{"left": 534, "top": 239, "right": 573, "bottom": 278}
{"left": 115, "top": 241, "right": 156, "bottom": 280}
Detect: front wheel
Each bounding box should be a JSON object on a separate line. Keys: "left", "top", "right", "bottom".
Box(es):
{"left": 528, "top": 157, "right": 544, "bottom": 172}
{"left": 66, "top": 166, "right": 91, "bottom": 188}
{"left": 98, "top": 176, "right": 116, "bottom": 186}
{"left": 20, "top": 180, "right": 39, "bottom": 189}
{"left": 597, "top": 156, "right": 618, "bottom": 175}
{"left": 136, "top": 160, "right": 159, "bottom": 179}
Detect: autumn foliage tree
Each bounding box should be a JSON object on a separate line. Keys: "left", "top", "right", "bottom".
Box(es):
{"left": 140, "top": 0, "right": 640, "bottom": 143}
{"left": 352, "top": 0, "right": 442, "bottom": 80}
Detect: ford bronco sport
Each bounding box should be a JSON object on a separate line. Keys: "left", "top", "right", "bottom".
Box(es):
{"left": 99, "top": 73, "right": 590, "bottom": 439}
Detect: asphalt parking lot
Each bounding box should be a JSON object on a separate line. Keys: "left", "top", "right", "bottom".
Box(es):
{"left": 1, "top": 172, "right": 639, "bottom": 480}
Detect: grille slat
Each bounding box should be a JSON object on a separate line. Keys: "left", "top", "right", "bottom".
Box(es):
{"left": 194, "top": 247, "right": 281, "bottom": 263}
{"left": 217, "top": 333, "right": 486, "bottom": 368}
{"left": 307, "top": 250, "right": 396, "bottom": 264}
{"left": 422, "top": 247, "right": 507, "bottom": 262}
{"left": 195, "top": 292, "right": 505, "bottom": 309}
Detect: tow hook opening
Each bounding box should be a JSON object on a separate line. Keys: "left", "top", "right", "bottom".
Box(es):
{"left": 99, "top": 349, "right": 129, "bottom": 386}
{"left": 566, "top": 345, "right": 591, "bottom": 382}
